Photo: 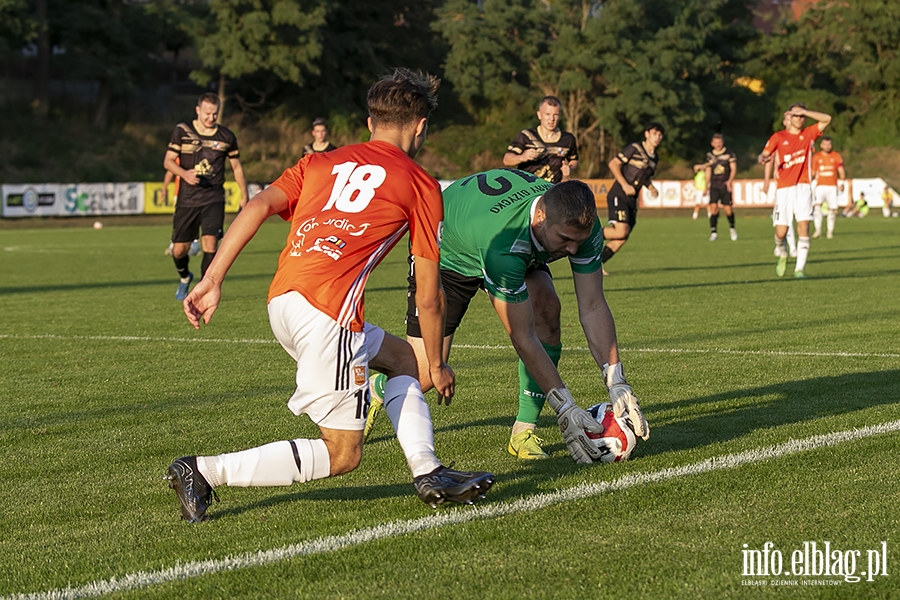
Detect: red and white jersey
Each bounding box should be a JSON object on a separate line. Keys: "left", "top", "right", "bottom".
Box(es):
{"left": 268, "top": 140, "right": 442, "bottom": 332}
{"left": 762, "top": 125, "right": 822, "bottom": 189}
{"left": 811, "top": 151, "right": 843, "bottom": 187}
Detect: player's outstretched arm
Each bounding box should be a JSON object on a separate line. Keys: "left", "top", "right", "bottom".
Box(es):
{"left": 546, "top": 387, "right": 604, "bottom": 464}
{"left": 183, "top": 185, "right": 289, "bottom": 329}
{"left": 608, "top": 156, "right": 635, "bottom": 196}
{"left": 411, "top": 255, "right": 455, "bottom": 402}
{"left": 573, "top": 269, "right": 649, "bottom": 440}
{"left": 492, "top": 296, "right": 602, "bottom": 463}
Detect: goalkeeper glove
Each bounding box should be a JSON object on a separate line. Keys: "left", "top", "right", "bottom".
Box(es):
{"left": 603, "top": 363, "right": 649, "bottom": 440}
{"left": 547, "top": 387, "right": 604, "bottom": 464}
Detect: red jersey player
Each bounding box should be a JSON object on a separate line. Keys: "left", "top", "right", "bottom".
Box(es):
{"left": 165, "top": 69, "right": 494, "bottom": 524}
{"left": 810, "top": 137, "right": 847, "bottom": 239}
{"left": 758, "top": 103, "right": 832, "bottom": 279}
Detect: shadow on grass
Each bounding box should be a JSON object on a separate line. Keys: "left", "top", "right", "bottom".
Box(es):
{"left": 641, "top": 368, "right": 900, "bottom": 457}
{"left": 158, "top": 369, "right": 900, "bottom": 521}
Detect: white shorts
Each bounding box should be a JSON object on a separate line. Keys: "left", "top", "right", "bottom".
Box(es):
{"left": 814, "top": 185, "right": 839, "bottom": 211}
{"left": 267, "top": 291, "right": 385, "bottom": 430}
{"left": 772, "top": 184, "right": 813, "bottom": 227}
{"left": 694, "top": 190, "right": 709, "bottom": 206}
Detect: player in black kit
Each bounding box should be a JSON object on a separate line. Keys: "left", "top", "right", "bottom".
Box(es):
{"left": 600, "top": 123, "right": 664, "bottom": 272}
{"left": 503, "top": 96, "right": 579, "bottom": 183}
{"left": 704, "top": 133, "right": 738, "bottom": 241}
{"left": 164, "top": 93, "right": 248, "bottom": 300}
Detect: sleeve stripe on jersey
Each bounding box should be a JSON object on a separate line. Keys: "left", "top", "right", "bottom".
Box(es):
{"left": 337, "top": 225, "right": 409, "bottom": 329}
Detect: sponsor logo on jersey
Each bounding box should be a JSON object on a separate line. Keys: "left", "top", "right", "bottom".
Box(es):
{"left": 307, "top": 235, "right": 346, "bottom": 261}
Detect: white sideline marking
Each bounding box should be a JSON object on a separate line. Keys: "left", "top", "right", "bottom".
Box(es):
{"left": 2, "top": 334, "right": 898, "bottom": 359}
{"left": 7, "top": 420, "right": 900, "bottom": 600}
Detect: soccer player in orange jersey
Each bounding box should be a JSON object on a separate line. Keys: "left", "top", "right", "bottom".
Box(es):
{"left": 164, "top": 69, "right": 493, "bottom": 523}
{"left": 810, "top": 137, "right": 846, "bottom": 239}
{"left": 758, "top": 103, "right": 832, "bottom": 279}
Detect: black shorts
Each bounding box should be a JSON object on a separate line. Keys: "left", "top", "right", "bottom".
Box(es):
{"left": 710, "top": 186, "right": 733, "bottom": 206}
{"left": 606, "top": 182, "right": 638, "bottom": 228}
{"left": 405, "top": 260, "right": 551, "bottom": 338}
{"left": 171, "top": 202, "right": 225, "bottom": 243}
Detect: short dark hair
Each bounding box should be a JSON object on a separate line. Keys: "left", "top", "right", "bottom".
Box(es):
{"left": 367, "top": 68, "right": 440, "bottom": 128}
{"left": 788, "top": 102, "right": 807, "bottom": 111}
{"left": 712, "top": 133, "right": 724, "bottom": 140}
{"left": 312, "top": 117, "right": 328, "bottom": 129}
{"left": 645, "top": 122, "right": 665, "bottom": 135}
{"left": 539, "top": 96, "right": 561, "bottom": 109}
{"left": 539, "top": 180, "right": 597, "bottom": 230}
{"left": 197, "top": 92, "right": 220, "bottom": 108}
{"left": 821, "top": 136, "right": 832, "bottom": 143}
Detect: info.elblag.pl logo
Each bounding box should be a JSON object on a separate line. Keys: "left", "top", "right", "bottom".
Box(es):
{"left": 741, "top": 541, "right": 889, "bottom": 586}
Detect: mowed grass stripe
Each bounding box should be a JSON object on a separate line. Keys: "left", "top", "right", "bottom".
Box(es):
{"left": 2, "top": 334, "right": 898, "bottom": 359}
{"left": 8, "top": 419, "right": 900, "bottom": 600}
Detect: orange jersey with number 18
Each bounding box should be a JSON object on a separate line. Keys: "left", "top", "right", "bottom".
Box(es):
{"left": 811, "top": 151, "right": 843, "bottom": 187}
{"left": 268, "top": 140, "right": 443, "bottom": 332}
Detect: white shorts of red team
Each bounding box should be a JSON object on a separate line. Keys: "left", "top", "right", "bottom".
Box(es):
{"left": 267, "top": 291, "right": 385, "bottom": 431}
{"left": 814, "top": 184, "right": 839, "bottom": 211}
{"left": 694, "top": 190, "right": 709, "bottom": 206}
{"left": 772, "top": 183, "right": 813, "bottom": 227}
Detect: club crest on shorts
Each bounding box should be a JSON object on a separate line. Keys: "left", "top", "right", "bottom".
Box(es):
{"left": 354, "top": 366, "right": 366, "bottom": 386}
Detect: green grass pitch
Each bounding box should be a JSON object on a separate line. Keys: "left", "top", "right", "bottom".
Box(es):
{"left": 1, "top": 212, "right": 898, "bottom": 598}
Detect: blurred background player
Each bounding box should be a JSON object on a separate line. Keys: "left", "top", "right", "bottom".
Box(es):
{"left": 166, "top": 69, "right": 492, "bottom": 523}
{"left": 503, "top": 96, "right": 578, "bottom": 183}
{"left": 810, "top": 136, "right": 846, "bottom": 239}
{"left": 843, "top": 191, "right": 869, "bottom": 217}
{"left": 881, "top": 184, "right": 898, "bottom": 217}
{"left": 601, "top": 123, "right": 663, "bottom": 273}
{"left": 302, "top": 117, "right": 338, "bottom": 155}
{"left": 704, "top": 133, "right": 738, "bottom": 242}
{"left": 759, "top": 103, "right": 831, "bottom": 278}
{"left": 691, "top": 162, "right": 709, "bottom": 220}
{"left": 764, "top": 113, "right": 797, "bottom": 258}
{"left": 366, "top": 173, "right": 648, "bottom": 462}
{"left": 164, "top": 93, "right": 248, "bottom": 300}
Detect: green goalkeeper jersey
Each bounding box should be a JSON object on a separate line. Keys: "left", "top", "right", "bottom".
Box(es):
{"left": 440, "top": 169, "right": 604, "bottom": 303}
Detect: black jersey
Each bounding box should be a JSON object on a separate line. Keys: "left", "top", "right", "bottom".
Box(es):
{"left": 706, "top": 148, "right": 737, "bottom": 189}
{"left": 303, "top": 142, "right": 338, "bottom": 156}
{"left": 168, "top": 122, "right": 240, "bottom": 206}
{"left": 506, "top": 128, "right": 579, "bottom": 183}
{"left": 616, "top": 142, "right": 658, "bottom": 189}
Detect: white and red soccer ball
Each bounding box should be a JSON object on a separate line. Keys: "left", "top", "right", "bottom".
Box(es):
{"left": 585, "top": 402, "right": 637, "bottom": 462}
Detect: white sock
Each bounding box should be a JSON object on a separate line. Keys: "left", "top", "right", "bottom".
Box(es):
{"left": 827, "top": 210, "right": 836, "bottom": 235}
{"left": 383, "top": 375, "right": 441, "bottom": 477}
{"left": 786, "top": 225, "right": 797, "bottom": 253}
{"left": 813, "top": 204, "right": 823, "bottom": 233}
{"left": 795, "top": 237, "right": 810, "bottom": 272}
{"left": 512, "top": 421, "right": 536, "bottom": 436}
{"left": 197, "top": 438, "right": 330, "bottom": 487}
{"left": 775, "top": 236, "right": 787, "bottom": 258}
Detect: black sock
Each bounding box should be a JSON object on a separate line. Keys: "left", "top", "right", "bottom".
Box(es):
{"left": 201, "top": 251, "right": 216, "bottom": 278}
{"left": 600, "top": 245, "right": 616, "bottom": 264}
{"left": 174, "top": 255, "right": 190, "bottom": 279}
{"left": 727, "top": 213, "right": 735, "bottom": 228}
{"left": 709, "top": 214, "right": 719, "bottom": 233}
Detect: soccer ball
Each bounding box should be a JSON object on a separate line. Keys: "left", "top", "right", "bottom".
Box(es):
{"left": 585, "top": 402, "right": 637, "bottom": 462}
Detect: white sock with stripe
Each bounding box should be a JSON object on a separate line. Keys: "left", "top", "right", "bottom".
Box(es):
{"left": 795, "top": 236, "right": 810, "bottom": 272}
{"left": 197, "top": 439, "right": 330, "bottom": 487}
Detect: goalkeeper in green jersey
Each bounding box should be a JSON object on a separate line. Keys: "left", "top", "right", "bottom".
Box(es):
{"left": 367, "top": 169, "right": 648, "bottom": 463}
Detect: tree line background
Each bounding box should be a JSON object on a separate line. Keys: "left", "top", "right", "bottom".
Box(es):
{"left": 1, "top": 0, "right": 899, "bottom": 184}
